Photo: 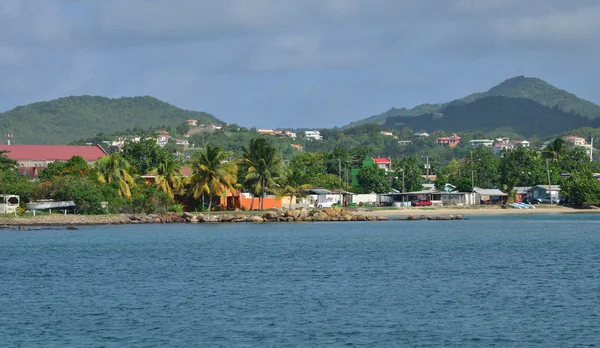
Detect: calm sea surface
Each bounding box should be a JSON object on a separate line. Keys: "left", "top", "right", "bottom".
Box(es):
{"left": 1, "top": 214, "right": 600, "bottom": 347}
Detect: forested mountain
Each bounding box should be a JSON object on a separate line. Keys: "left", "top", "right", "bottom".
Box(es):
{"left": 347, "top": 76, "right": 600, "bottom": 127}
{"left": 384, "top": 96, "right": 600, "bottom": 137}
{"left": 0, "top": 95, "right": 222, "bottom": 144}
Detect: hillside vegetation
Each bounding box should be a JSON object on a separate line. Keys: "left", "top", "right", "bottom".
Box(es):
{"left": 348, "top": 76, "right": 600, "bottom": 127}
{"left": 0, "top": 95, "right": 221, "bottom": 144}
{"left": 384, "top": 96, "right": 600, "bottom": 137}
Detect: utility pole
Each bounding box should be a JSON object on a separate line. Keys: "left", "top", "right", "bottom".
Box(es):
{"left": 426, "top": 156, "right": 430, "bottom": 176}
{"left": 402, "top": 168, "right": 405, "bottom": 206}
{"left": 546, "top": 158, "right": 552, "bottom": 202}
{"left": 590, "top": 137, "right": 594, "bottom": 162}
{"left": 470, "top": 151, "right": 474, "bottom": 192}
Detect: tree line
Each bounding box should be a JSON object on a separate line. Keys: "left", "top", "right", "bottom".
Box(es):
{"left": 2, "top": 137, "right": 600, "bottom": 214}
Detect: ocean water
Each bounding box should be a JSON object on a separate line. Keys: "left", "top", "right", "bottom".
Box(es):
{"left": 1, "top": 214, "right": 600, "bottom": 347}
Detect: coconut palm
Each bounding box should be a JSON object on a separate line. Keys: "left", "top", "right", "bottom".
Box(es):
{"left": 93, "top": 152, "right": 135, "bottom": 198}
{"left": 279, "top": 167, "right": 311, "bottom": 209}
{"left": 242, "top": 138, "right": 283, "bottom": 210}
{"left": 149, "top": 158, "right": 185, "bottom": 199}
{"left": 542, "top": 138, "right": 567, "bottom": 163}
{"left": 186, "top": 144, "right": 237, "bottom": 211}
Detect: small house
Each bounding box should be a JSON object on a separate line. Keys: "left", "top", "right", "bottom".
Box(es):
{"left": 436, "top": 134, "right": 461, "bottom": 147}
{"left": 469, "top": 139, "right": 494, "bottom": 147}
{"left": 474, "top": 188, "right": 508, "bottom": 205}
{"left": 530, "top": 185, "right": 561, "bottom": 200}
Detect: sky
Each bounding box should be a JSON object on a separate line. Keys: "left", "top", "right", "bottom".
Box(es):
{"left": 1, "top": 0, "right": 600, "bottom": 129}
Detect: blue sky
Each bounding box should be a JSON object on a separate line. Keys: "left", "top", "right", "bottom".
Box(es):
{"left": 1, "top": 0, "right": 599, "bottom": 128}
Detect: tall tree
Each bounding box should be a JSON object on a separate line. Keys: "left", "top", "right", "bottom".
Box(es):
{"left": 561, "top": 171, "right": 600, "bottom": 207}
{"left": 122, "top": 138, "right": 175, "bottom": 175}
{"left": 0, "top": 150, "right": 17, "bottom": 172}
{"left": 93, "top": 153, "right": 135, "bottom": 198}
{"left": 149, "top": 158, "right": 185, "bottom": 199}
{"left": 392, "top": 155, "right": 422, "bottom": 192}
{"left": 242, "top": 138, "right": 283, "bottom": 210}
{"left": 356, "top": 166, "right": 391, "bottom": 194}
{"left": 542, "top": 138, "right": 568, "bottom": 163}
{"left": 39, "top": 156, "right": 91, "bottom": 180}
{"left": 499, "top": 147, "right": 545, "bottom": 188}
{"left": 280, "top": 167, "right": 311, "bottom": 209}
{"left": 470, "top": 146, "right": 501, "bottom": 189}
{"left": 186, "top": 144, "right": 237, "bottom": 210}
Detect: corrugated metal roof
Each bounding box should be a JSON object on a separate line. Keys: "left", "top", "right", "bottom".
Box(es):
{"left": 513, "top": 186, "right": 532, "bottom": 194}
{"left": 533, "top": 185, "right": 561, "bottom": 191}
{"left": 474, "top": 188, "right": 507, "bottom": 196}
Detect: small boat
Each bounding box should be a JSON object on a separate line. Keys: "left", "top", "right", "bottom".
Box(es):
{"left": 26, "top": 200, "right": 76, "bottom": 211}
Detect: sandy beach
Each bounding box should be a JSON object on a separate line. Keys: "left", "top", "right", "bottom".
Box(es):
{"left": 357, "top": 205, "right": 600, "bottom": 217}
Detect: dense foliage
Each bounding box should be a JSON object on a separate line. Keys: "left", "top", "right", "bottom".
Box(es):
{"left": 0, "top": 95, "right": 221, "bottom": 144}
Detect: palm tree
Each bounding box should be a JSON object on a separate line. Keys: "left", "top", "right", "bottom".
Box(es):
{"left": 93, "top": 152, "right": 135, "bottom": 198}
{"left": 279, "top": 167, "right": 311, "bottom": 209}
{"left": 542, "top": 138, "right": 567, "bottom": 163}
{"left": 242, "top": 138, "right": 283, "bottom": 210}
{"left": 149, "top": 158, "right": 185, "bottom": 199}
{"left": 185, "top": 144, "right": 237, "bottom": 211}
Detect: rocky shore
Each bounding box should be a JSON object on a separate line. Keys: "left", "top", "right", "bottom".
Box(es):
{"left": 0, "top": 207, "right": 390, "bottom": 226}
{"left": 141, "top": 207, "right": 390, "bottom": 223}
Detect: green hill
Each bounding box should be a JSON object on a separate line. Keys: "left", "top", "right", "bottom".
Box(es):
{"left": 347, "top": 76, "right": 600, "bottom": 127}
{"left": 0, "top": 95, "right": 222, "bottom": 144}
{"left": 383, "top": 96, "right": 598, "bottom": 137}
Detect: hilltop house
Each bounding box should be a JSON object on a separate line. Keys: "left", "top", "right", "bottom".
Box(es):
{"left": 414, "top": 132, "right": 429, "bottom": 138}
{"left": 563, "top": 136, "right": 586, "bottom": 146}
{"left": 156, "top": 130, "right": 170, "bottom": 147}
{"left": 0, "top": 144, "right": 108, "bottom": 178}
{"left": 304, "top": 130, "right": 323, "bottom": 140}
{"left": 563, "top": 135, "right": 593, "bottom": 156}
{"left": 436, "top": 134, "right": 461, "bottom": 147}
{"left": 186, "top": 119, "right": 198, "bottom": 126}
{"left": 469, "top": 139, "right": 494, "bottom": 147}
{"left": 380, "top": 131, "right": 394, "bottom": 137}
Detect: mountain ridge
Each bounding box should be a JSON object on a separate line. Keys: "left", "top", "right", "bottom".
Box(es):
{"left": 346, "top": 76, "right": 600, "bottom": 128}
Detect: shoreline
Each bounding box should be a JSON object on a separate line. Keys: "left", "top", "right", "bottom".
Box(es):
{"left": 1, "top": 206, "right": 598, "bottom": 226}
{"left": 356, "top": 205, "right": 600, "bottom": 217}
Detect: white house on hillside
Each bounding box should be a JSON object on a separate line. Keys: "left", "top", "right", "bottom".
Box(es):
{"left": 305, "top": 130, "right": 323, "bottom": 140}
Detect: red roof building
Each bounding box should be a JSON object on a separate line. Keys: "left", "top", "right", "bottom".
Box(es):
{"left": 0, "top": 144, "right": 108, "bottom": 178}
{"left": 372, "top": 157, "right": 392, "bottom": 171}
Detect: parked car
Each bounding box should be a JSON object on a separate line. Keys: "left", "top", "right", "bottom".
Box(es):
{"left": 412, "top": 199, "right": 433, "bottom": 207}
{"left": 541, "top": 197, "right": 560, "bottom": 204}
{"left": 317, "top": 201, "right": 337, "bottom": 208}
{"left": 523, "top": 197, "right": 542, "bottom": 204}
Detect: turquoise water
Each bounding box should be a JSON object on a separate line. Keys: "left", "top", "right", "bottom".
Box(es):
{"left": 1, "top": 215, "right": 600, "bottom": 347}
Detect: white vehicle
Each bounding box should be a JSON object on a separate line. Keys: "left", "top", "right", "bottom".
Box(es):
{"left": 317, "top": 201, "right": 336, "bottom": 208}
